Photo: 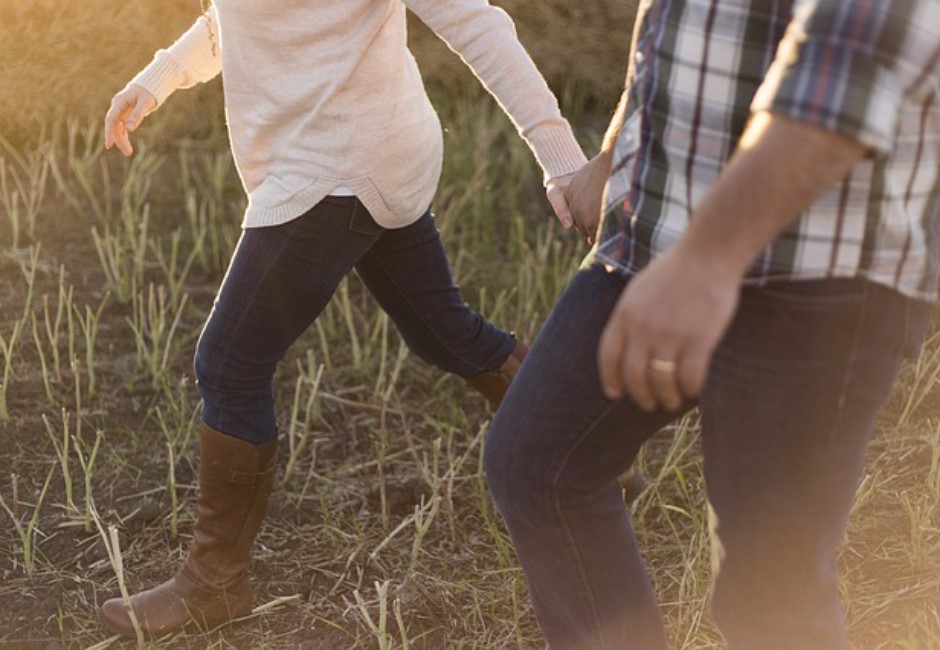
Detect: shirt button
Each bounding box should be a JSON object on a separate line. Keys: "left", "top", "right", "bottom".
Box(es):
{"left": 635, "top": 51, "right": 645, "bottom": 64}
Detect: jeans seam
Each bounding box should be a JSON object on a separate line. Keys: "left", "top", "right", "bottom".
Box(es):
{"left": 206, "top": 224, "right": 311, "bottom": 428}
{"left": 798, "top": 282, "right": 868, "bottom": 649}
{"left": 550, "top": 399, "right": 625, "bottom": 650}
{"left": 832, "top": 282, "right": 868, "bottom": 421}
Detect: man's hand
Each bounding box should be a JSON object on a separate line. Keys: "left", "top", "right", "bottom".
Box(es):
{"left": 597, "top": 244, "right": 740, "bottom": 411}
{"left": 564, "top": 150, "right": 612, "bottom": 244}
{"left": 104, "top": 85, "right": 158, "bottom": 157}
{"left": 596, "top": 113, "right": 867, "bottom": 411}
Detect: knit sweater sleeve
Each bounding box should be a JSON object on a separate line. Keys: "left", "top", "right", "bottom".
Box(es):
{"left": 404, "top": 0, "right": 587, "bottom": 182}
{"left": 127, "top": 5, "right": 222, "bottom": 106}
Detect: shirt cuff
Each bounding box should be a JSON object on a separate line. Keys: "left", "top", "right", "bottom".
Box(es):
{"left": 527, "top": 124, "right": 589, "bottom": 184}
{"left": 751, "top": 36, "right": 905, "bottom": 155}
{"left": 128, "top": 52, "right": 190, "bottom": 107}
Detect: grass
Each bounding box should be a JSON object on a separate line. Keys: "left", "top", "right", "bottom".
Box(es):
{"left": 0, "top": 0, "right": 938, "bottom": 648}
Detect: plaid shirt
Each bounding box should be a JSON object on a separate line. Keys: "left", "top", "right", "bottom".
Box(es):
{"left": 596, "top": 0, "right": 940, "bottom": 300}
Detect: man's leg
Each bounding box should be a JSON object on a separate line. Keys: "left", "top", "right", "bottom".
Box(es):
{"left": 700, "top": 278, "right": 930, "bottom": 649}
{"left": 485, "top": 263, "right": 686, "bottom": 650}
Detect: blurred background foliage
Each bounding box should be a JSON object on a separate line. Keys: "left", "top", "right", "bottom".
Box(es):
{"left": 0, "top": 0, "right": 638, "bottom": 142}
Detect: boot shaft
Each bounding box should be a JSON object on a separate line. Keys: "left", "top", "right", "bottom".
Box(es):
{"left": 464, "top": 340, "right": 529, "bottom": 408}
{"left": 184, "top": 424, "right": 278, "bottom": 587}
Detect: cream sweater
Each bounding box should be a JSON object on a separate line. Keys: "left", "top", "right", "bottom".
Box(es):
{"left": 131, "top": 1, "right": 587, "bottom": 228}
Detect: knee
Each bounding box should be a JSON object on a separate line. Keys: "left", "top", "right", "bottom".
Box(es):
{"left": 483, "top": 417, "right": 524, "bottom": 508}
{"left": 709, "top": 516, "right": 843, "bottom": 646}
{"left": 193, "top": 325, "right": 259, "bottom": 404}
{"left": 194, "top": 328, "right": 222, "bottom": 396}
{"left": 483, "top": 415, "right": 553, "bottom": 518}
{"left": 482, "top": 422, "right": 515, "bottom": 506}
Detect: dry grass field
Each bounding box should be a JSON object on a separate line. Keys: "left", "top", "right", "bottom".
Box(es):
{"left": 0, "top": 1, "right": 938, "bottom": 648}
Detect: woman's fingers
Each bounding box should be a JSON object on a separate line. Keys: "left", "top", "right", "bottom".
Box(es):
{"left": 104, "top": 95, "right": 133, "bottom": 155}
{"left": 104, "top": 88, "right": 156, "bottom": 157}
{"left": 126, "top": 89, "right": 157, "bottom": 133}
{"left": 545, "top": 184, "right": 572, "bottom": 230}
{"left": 546, "top": 178, "right": 574, "bottom": 229}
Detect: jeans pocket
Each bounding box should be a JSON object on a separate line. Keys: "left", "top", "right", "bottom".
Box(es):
{"left": 749, "top": 278, "right": 868, "bottom": 310}
{"left": 348, "top": 199, "right": 385, "bottom": 236}
{"left": 728, "top": 279, "right": 871, "bottom": 368}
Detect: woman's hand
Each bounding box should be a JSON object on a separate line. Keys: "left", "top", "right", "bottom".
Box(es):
{"left": 546, "top": 172, "right": 577, "bottom": 231}
{"left": 104, "top": 85, "right": 158, "bottom": 157}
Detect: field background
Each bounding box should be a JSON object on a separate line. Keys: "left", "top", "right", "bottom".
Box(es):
{"left": 0, "top": 1, "right": 938, "bottom": 648}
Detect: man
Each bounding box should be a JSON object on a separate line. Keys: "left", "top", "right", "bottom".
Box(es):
{"left": 484, "top": 1, "right": 940, "bottom": 648}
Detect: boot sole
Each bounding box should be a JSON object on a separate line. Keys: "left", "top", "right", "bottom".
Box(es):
{"left": 97, "top": 602, "right": 253, "bottom": 640}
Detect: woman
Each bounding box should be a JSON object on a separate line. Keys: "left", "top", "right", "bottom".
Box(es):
{"left": 98, "top": 0, "right": 589, "bottom": 638}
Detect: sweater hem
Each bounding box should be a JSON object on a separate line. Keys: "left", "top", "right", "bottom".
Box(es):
{"left": 242, "top": 178, "right": 431, "bottom": 230}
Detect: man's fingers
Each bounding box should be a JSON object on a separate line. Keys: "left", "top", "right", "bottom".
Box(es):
{"left": 597, "top": 315, "right": 628, "bottom": 400}
{"left": 570, "top": 200, "right": 601, "bottom": 244}
{"left": 573, "top": 218, "right": 590, "bottom": 241}
{"left": 677, "top": 343, "right": 710, "bottom": 399}
{"left": 622, "top": 338, "right": 656, "bottom": 411}
{"left": 583, "top": 216, "right": 599, "bottom": 245}
{"left": 648, "top": 352, "right": 684, "bottom": 411}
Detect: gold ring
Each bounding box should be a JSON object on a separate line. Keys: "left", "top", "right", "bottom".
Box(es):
{"left": 649, "top": 358, "right": 677, "bottom": 374}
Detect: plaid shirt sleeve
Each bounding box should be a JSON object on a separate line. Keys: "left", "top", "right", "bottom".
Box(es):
{"left": 752, "top": 0, "right": 940, "bottom": 153}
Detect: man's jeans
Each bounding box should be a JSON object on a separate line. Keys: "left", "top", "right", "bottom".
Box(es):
{"left": 195, "top": 196, "right": 514, "bottom": 444}
{"left": 485, "top": 262, "right": 930, "bottom": 649}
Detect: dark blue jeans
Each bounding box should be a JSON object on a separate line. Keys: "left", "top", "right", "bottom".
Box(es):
{"left": 484, "top": 261, "right": 931, "bottom": 649}
{"left": 195, "top": 196, "right": 514, "bottom": 443}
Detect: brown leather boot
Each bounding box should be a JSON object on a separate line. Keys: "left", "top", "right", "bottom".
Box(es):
{"left": 463, "top": 340, "right": 529, "bottom": 407}
{"left": 99, "top": 423, "right": 278, "bottom": 638}
{"left": 618, "top": 464, "right": 648, "bottom": 504}
{"left": 463, "top": 340, "right": 646, "bottom": 503}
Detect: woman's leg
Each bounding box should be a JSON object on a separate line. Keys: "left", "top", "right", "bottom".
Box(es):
{"left": 100, "top": 197, "right": 384, "bottom": 638}
{"left": 355, "top": 210, "right": 647, "bottom": 501}
{"left": 195, "top": 196, "right": 384, "bottom": 443}
{"left": 353, "top": 210, "right": 516, "bottom": 380}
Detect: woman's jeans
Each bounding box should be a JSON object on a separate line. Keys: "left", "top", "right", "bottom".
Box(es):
{"left": 195, "top": 196, "right": 514, "bottom": 444}
{"left": 484, "top": 262, "right": 931, "bottom": 650}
